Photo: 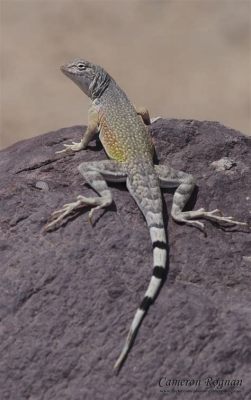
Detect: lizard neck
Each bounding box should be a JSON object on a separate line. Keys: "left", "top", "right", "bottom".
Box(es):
{"left": 90, "top": 68, "right": 111, "bottom": 100}
{"left": 94, "top": 78, "right": 130, "bottom": 106}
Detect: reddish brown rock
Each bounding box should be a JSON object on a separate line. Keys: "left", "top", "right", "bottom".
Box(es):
{"left": 0, "top": 119, "right": 250, "bottom": 399}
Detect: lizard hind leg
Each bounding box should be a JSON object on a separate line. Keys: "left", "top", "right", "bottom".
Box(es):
{"left": 135, "top": 105, "right": 161, "bottom": 125}
{"left": 135, "top": 106, "right": 151, "bottom": 125}
{"left": 45, "top": 160, "right": 127, "bottom": 230}
{"left": 155, "top": 164, "right": 247, "bottom": 230}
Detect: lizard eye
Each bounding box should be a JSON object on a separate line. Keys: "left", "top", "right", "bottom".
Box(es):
{"left": 77, "top": 63, "right": 86, "bottom": 70}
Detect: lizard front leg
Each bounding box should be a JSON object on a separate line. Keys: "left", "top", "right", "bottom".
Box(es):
{"left": 45, "top": 160, "right": 127, "bottom": 230}
{"left": 155, "top": 164, "right": 247, "bottom": 230}
{"left": 56, "top": 106, "right": 99, "bottom": 154}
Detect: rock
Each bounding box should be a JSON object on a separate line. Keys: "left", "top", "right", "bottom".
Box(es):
{"left": 210, "top": 157, "right": 236, "bottom": 171}
{"left": 0, "top": 119, "right": 250, "bottom": 400}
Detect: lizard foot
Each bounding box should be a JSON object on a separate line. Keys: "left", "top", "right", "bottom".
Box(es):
{"left": 201, "top": 209, "right": 248, "bottom": 226}
{"left": 174, "top": 207, "right": 247, "bottom": 230}
{"left": 45, "top": 198, "right": 85, "bottom": 230}
{"left": 44, "top": 195, "right": 110, "bottom": 231}
{"left": 56, "top": 141, "right": 85, "bottom": 154}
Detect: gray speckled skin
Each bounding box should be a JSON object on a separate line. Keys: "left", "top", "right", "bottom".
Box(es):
{"left": 94, "top": 78, "right": 162, "bottom": 220}
{"left": 95, "top": 79, "right": 154, "bottom": 163}
{"left": 46, "top": 59, "right": 248, "bottom": 372}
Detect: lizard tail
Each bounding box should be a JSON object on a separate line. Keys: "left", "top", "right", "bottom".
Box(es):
{"left": 114, "top": 176, "right": 167, "bottom": 372}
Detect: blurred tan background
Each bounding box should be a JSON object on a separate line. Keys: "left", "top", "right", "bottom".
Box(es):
{"left": 1, "top": 0, "right": 251, "bottom": 150}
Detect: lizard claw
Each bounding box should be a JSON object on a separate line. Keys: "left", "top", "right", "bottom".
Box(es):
{"left": 88, "top": 208, "right": 97, "bottom": 226}
{"left": 56, "top": 141, "right": 84, "bottom": 154}
{"left": 88, "top": 213, "right": 93, "bottom": 226}
{"left": 150, "top": 116, "right": 161, "bottom": 124}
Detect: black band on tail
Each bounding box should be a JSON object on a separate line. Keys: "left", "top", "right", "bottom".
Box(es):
{"left": 152, "top": 240, "right": 166, "bottom": 250}
{"left": 153, "top": 266, "right": 166, "bottom": 279}
{"left": 140, "top": 296, "right": 153, "bottom": 311}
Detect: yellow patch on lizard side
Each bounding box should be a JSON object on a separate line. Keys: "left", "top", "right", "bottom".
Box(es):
{"left": 101, "top": 137, "right": 126, "bottom": 162}
{"left": 99, "top": 121, "right": 127, "bottom": 162}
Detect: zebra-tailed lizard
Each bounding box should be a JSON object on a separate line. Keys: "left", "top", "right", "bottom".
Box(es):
{"left": 45, "top": 59, "right": 247, "bottom": 372}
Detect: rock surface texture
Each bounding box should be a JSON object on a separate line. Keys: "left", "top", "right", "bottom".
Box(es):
{"left": 0, "top": 119, "right": 251, "bottom": 400}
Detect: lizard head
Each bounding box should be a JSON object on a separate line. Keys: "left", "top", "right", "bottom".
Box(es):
{"left": 60, "top": 59, "right": 110, "bottom": 99}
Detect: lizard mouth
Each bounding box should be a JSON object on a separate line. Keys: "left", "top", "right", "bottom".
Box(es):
{"left": 60, "top": 65, "right": 83, "bottom": 77}
{"left": 60, "top": 65, "right": 69, "bottom": 74}
{"left": 60, "top": 65, "right": 76, "bottom": 76}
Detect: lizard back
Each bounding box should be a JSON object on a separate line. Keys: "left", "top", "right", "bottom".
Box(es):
{"left": 94, "top": 80, "right": 154, "bottom": 163}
